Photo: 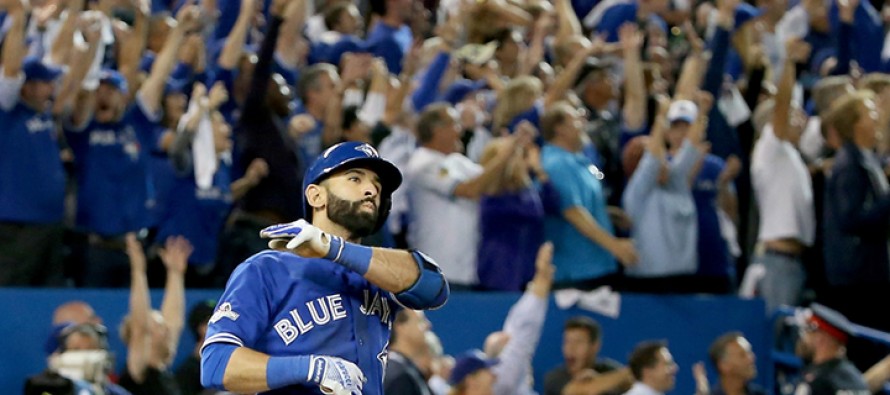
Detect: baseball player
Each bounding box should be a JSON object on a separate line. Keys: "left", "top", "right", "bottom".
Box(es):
{"left": 200, "top": 142, "right": 450, "bottom": 395}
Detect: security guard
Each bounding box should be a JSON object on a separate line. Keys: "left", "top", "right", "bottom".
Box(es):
{"left": 795, "top": 304, "right": 869, "bottom": 395}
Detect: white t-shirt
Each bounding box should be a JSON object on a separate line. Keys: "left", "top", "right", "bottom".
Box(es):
{"left": 405, "top": 147, "right": 482, "bottom": 286}
{"left": 377, "top": 126, "right": 417, "bottom": 234}
{"left": 750, "top": 124, "right": 816, "bottom": 245}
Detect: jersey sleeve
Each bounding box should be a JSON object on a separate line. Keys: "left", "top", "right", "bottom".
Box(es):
{"left": 202, "top": 258, "right": 273, "bottom": 351}
{"left": 0, "top": 71, "right": 24, "bottom": 112}
{"left": 411, "top": 161, "right": 463, "bottom": 197}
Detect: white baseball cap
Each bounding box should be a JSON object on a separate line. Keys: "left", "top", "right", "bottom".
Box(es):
{"left": 667, "top": 100, "right": 698, "bottom": 124}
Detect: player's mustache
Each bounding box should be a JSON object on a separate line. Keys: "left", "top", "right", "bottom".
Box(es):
{"left": 356, "top": 197, "right": 376, "bottom": 211}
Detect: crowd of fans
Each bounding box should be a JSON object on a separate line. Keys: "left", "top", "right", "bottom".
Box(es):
{"left": 4, "top": 0, "right": 890, "bottom": 391}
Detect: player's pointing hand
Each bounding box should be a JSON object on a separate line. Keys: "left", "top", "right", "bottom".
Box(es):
{"left": 260, "top": 219, "right": 333, "bottom": 259}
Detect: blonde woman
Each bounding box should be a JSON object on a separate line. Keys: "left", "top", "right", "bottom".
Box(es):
{"left": 477, "top": 122, "right": 559, "bottom": 291}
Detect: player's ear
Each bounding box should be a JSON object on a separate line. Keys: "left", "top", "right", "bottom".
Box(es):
{"left": 305, "top": 184, "right": 327, "bottom": 210}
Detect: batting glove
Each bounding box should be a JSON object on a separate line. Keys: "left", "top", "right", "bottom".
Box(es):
{"left": 260, "top": 220, "right": 373, "bottom": 275}
{"left": 307, "top": 355, "right": 366, "bottom": 395}
{"left": 260, "top": 220, "right": 332, "bottom": 258}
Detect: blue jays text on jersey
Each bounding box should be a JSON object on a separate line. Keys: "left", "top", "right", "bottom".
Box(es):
{"left": 202, "top": 251, "right": 402, "bottom": 395}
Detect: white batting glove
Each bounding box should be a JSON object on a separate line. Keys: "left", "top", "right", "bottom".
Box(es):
{"left": 260, "top": 219, "right": 332, "bottom": 258}
{"left": 307, "top": 355, "right": 366, "bottom": 395}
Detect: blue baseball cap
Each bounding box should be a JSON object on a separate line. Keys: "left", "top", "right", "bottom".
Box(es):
{"left": 325, "top": 36, "right": 374, "bottom": 66}
{"left": 734, "top": 4, "right": 762, "bottom": 31}
{"left": 23, "top": 56, "right": 63, "bottom": 82}
{"left": 449, "top": 349, "right": 499, "bottom": 385}
{"left": 302, "top": 142, "right": 401, "bottom": 232}
{"left": 99, "top": 69, "right": 129, "bottom": 94}
{"left": 441, "top": 79, "right": 488, "bottom": 105}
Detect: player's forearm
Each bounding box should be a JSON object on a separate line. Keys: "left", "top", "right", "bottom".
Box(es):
{"left": 220, "top": 347, "right": 274, "bottom": 392}
{"left": 365, "top": 248, "right": 421, "bottom": 292}
{"left": 322, "top": 238, "right": 448, "bottom": 309}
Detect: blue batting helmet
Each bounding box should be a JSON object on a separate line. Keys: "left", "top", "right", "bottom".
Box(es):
{"left": 302, "top": 142, "right": 402, "bottom": 232}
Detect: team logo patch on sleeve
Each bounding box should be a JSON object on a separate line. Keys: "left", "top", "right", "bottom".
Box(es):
{"left": 209, "top": 302, "right": 241, "bottom": 324}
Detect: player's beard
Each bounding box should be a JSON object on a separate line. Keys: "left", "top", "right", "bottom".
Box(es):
{"left": 326, "top": 190, "right": 378, "bottom": 238}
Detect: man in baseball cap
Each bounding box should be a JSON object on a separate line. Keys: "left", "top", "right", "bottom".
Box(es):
{"left": 0, "top": 0, "right": 100, "bottom": 287}
{"left": 449, "top": 349, "right": 500, "bottom": 395}
{"left": 795, "top": 304, "right": 869, "bottom": 395}
{"left": 200, "top": 142, "right": 449, "bottom": 395}
{"left": 667, "top": 100, "right": 698, "bottom": 125}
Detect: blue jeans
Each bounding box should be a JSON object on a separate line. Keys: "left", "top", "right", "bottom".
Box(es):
{"left": 754, "top": 250, "right": 806, "bottom": 313}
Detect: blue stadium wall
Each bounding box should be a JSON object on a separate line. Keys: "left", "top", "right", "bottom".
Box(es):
{"left": 0, "top": 289, "right": 771, "bottom": 394}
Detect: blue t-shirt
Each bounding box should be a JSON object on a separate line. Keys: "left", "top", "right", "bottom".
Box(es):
{"left": 202, "top": 250, "right": 400, "bottom": 395}
{"left": 65, "top": 98, "right": 160, "bottom": 236}
{"left": 542, "top": 144, "right": 618, "bottom": 282}
{"left": 0, "top": 102, "right": 65, "bottom": 223}
{"left": 156, "top": 162, "right": 233, "bottom": 266}
{"left": 366, "top": 23, "right": 412, "bottom": 74}
{"left": 692, "top": 154, "right": 733, "bottom": 277}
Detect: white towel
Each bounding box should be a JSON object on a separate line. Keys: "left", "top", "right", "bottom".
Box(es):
{"left": 554, "top": 287, "right": 622, "bottom": 318}
{"left": 179, "top": 99, "right": 217, "bottom": 190}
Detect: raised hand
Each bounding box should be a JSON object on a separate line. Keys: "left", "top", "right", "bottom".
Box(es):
{"left": 785, "top": 39, "right": 812, "bottom": 64}
{"left": 176, "top": 4, "right": 202, "bottom": 31}
{"left": 159, "top": 236, "right": 193, "bottom": 275}
{"left": 78, "top": 11, "right": 104, "bottom": 44}
{"left": 208, "top": 81, "right": 229, "bottom": 109}
{"left": 618, "top": 23, "right": 643, "bottom": 53}
{"left": 307, "top": 355, "right": 366, "bottom": 395}
{"left": 289, "top": 114, "right": 318, "bottom": 138}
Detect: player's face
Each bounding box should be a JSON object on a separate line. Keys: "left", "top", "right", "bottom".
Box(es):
{"left": 562, "top": 328, "right": 597, "bottom": 375}
{"left": 721, "top": 337, "right": 757, "bottom": 380}
{"left": 324, "top": 168, "right": 383, "bottom": 237}
{"left": 647, "top": 348, "right": 678, "bottom": 392}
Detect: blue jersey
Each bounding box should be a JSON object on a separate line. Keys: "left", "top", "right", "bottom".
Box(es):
{"left": 156, "top": 162, "right": 233, "bottom": 265}
{"left": 0, "top": 101, "right": 65, "bottom": 223}
{"left": 203, "top": 250, "right": 400, "bottom": 395}
{"left": 65, "top": 98, "right": 160, "bottom": 236}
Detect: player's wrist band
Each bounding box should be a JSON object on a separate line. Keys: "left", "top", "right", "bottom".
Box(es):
{"left": 267, "top": 355, "right": 311, "bottom": 389}
{"left": 325, "top": 236, "right": 372, "bottom": 275}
